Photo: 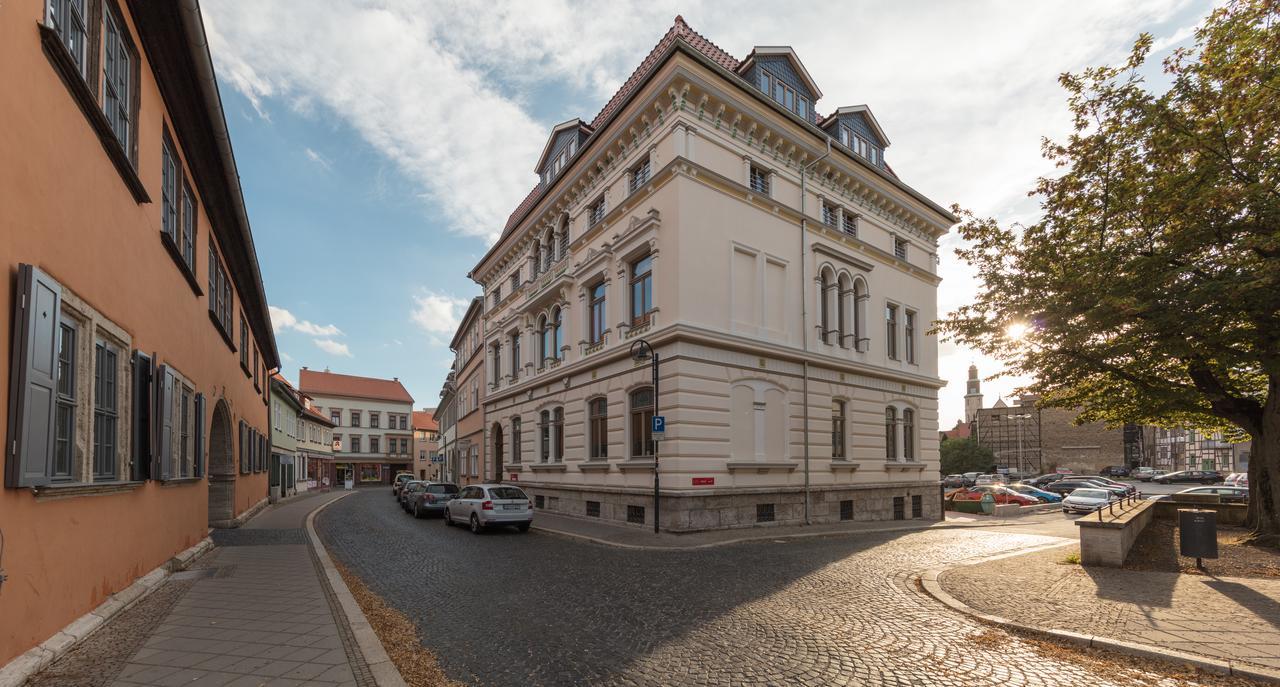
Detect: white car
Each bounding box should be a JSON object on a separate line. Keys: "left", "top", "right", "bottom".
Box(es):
{"left": 1061, "top": 488, "right": 1116, "bottom": 514}
{"left": 974, "top": 474, "right": 1002, "bottom": 486}
{"left": 1224, "top": 472, "right": 1250, "bottom": 487}
{"left": 444, "top": 484, "right": 533, "bottom": 534}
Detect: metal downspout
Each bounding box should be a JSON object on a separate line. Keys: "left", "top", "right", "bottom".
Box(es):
{"left": 800, "top": 137, "right": 832, "bottom": 526}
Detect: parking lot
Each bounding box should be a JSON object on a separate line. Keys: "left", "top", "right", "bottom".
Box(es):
{"left": 315, "top": 489, "right": 1235, "bottom": 686}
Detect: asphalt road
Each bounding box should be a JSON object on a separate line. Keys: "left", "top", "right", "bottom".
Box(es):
{"left": 315, "top": 490, "right": 1228, "bottom": 687}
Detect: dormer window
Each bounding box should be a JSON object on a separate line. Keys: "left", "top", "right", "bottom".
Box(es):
{"left": 757, "top": 69, "right": 809, "bottom": 120}
{"left": 840, "top": 125, "right": 883, "bottom": 167}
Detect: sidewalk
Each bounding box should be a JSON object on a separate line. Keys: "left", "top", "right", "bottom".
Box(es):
{"left": 531, "top": 509, "right": 1050, "bottom": 550}
{"left": 935, "top": 544, "right": 1280, "bottom": 676}
{"left": 101, "top": 490, "right": 389, "bottom": 687}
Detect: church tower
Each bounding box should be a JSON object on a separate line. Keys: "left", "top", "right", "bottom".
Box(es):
{"left": 964, "top": 364, "right": 983, "bottom": 423}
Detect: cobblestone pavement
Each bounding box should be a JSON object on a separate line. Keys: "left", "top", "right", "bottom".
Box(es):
{"left": 317, "top": 489, "right": 1238, "bottom": 686}
{"left": 942, "top": 546, "right": 1280, "bottom": 670}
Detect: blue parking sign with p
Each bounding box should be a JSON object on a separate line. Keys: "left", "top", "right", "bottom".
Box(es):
{"left": 652, "top": 415, "right": 666, "bottom": 435}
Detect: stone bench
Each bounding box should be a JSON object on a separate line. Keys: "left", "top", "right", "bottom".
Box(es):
{"left": 1076, "top": 498, "right": 1156, "bottom": 566}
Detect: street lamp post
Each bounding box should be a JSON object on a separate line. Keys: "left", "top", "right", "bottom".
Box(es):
{"left": 630, "top": 338, "right": 660, "bottom": 534}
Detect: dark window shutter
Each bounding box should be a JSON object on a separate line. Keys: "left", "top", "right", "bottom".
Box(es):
{"left": 6, "top": 264, "right": 60, "bottom": 488}
{"left": 156, "top": 365, "right": 174, "bottom": 480}
{"left": 130, "top": 351, "right": 153, "bottom": 481}
{"left": 193, "top": 393, "right": 205, "bottom": 478}
{"left": 239, "top": 421, "right": 248, "bottom": 474}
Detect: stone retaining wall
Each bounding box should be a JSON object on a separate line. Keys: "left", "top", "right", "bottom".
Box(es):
{"left": 1076, "top": 499, "right": 1156, "bottom": 566}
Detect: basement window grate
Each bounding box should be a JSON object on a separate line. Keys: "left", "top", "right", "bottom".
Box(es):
{"left": 586, "top": 500, "right": 601, "bottom": 517}
{"left": 893, "top": 496, "right": 905, "bottom": 520}
{"left": 757, "top": 503, "right": 775, "bottom": 523}
{"left": 840, "top": 499, "right": 854, "bottom": 521}
{"left": 627, "top": 505, "right": 645, "bottom": 524}
{"left": 912, "top": 495, "right": 923, "bottom": 519}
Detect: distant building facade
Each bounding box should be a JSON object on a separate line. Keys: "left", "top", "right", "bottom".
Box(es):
{"left": 413, "top": 408, "right": 440, "bottom": 480}
{"left": 298, "top": 368, "right": 414, "bottom": 486}
{"left": 296, "top": 392, "right": 335, "bottom": 491}
{"left": 466, "top": 19, "right": 954, "bottom": 531}
{"left": 448, "top": 299, "right": 486, "bottom": 485}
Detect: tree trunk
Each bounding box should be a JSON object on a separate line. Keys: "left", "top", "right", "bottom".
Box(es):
{"left": 1245, "top": 410, "right": 1280, "bottom": 546}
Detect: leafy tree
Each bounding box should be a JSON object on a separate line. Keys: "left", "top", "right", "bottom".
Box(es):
{"left": 937, "top": 1, "right": 1280, "bottom": 541}
{"left": 940, "top": 437, "right": 996, "bottom": 475}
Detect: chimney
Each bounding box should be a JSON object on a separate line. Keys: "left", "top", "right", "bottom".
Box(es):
{"left": 394, "top": 377, "right": 399, "bottom": 382}
{"left": 301, "top": 366, "right": 308, "bottom": 371}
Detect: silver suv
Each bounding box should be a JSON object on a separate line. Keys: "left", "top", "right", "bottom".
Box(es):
{"left": 444, "top": 484, "right": 533, "bottom": 534}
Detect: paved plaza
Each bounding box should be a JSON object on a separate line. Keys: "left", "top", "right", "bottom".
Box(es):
{"left": 942, "top": 545, "right": 1280, "bottom": 671}
{"left": 315, "top": 490, "right": 1242, "bottom": 686}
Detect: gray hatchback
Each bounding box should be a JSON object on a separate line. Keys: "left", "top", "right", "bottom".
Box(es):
{"left": 409, "top": 482, "right": 460, "bottom": 519}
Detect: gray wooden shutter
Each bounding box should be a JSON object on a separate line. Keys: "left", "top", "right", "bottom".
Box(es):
{"left": 156, "top": 365, "right": 174, "bottom": 480}
{"left": 239, "top": 421, "right": 249, "bottom": 474}
{"left": 130, "top": 351, "right": 153, "bottom": 481}
{"left": 193, "top": 393, "right": 205, "bottom": 478}
{"left": 6, "top": 264, "right": 60, "bottom": 488}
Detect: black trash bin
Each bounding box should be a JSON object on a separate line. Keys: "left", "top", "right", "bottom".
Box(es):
{"left": 1179, "top": 508, "right": 1218, "bottom": 562}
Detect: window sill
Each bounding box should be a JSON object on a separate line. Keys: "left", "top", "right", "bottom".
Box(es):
{"left": 38, "top": 23, "right": 149, "bottom": 204}
{"left": 159, "top": 476, "right": 203, "bottom": 487}
{"left": 617, "top": 459, "right": 656, "bottom": 472}
{"left": 884, "top": 462, "right": 927, "bottom": 472}
{"left": 210, "top": 310, "right": 236, "bottom": 352}
{"left": 529, "top": 462, "right": 567, "bottom": 472}
{"left": 726, "top": 461, "right": 798, "bottom": 473}
{"left": 159, "top": 232, "right": 204, "bottom": 297}
{"left": 830, "top": 460, "right": 861, "bottom": 472}
{"left": 33, "top": 480, "right": 144, "bottom": 500}
{"left": 578, "top": 461, "right": 612, "bottom": 472}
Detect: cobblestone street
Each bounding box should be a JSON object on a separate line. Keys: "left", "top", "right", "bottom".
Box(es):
{"left": 317, "top": 490, "right": 1235, "bottom": 686}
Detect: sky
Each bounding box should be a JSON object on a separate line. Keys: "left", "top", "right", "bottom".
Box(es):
{"left": 202, "top": 0, "right": 1212, "bottom": 426}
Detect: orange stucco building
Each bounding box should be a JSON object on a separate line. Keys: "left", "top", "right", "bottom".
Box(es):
{"left": 0, "top": 0, "right": 277, "bottom": 670}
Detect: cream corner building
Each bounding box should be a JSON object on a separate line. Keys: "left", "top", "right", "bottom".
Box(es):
{"left": 468, "top": 18, "right": 955, "bottom": 531}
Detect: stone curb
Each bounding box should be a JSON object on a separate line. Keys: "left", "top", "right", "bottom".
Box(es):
{"left": 915, "top": 542, "right": 1280, "bottom": 684}
{"left": 305, "top": 492, "right": 408, "bottom": 687}
{"left": 0, "top": 536, "right": 213, "bottom": 687}
{"left": 531, "top": 517, "right": 1031, "bottom": 551}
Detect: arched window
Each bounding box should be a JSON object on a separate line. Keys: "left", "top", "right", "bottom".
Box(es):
{"left": 589, "top": 282, "right": 607, "bottom": 344}
{"left": 511, "top": 416, "right": 522, "bottom": 463}
{"left": 588, "top": 397, "right": 608, "bottom": 459}
{"left": 885, "top": 406, "right": 898, "bottom": 460}
{"left": 853, "top": 278, "right": 867, "bottom": 350}
{"left": 837, "top": 274, "right": 850, "bottom": 347}
{"left": 552, "top": 306, "right": 564, "bottom": 359}
{"left": 902, "top": 408, "right": 915, "bottom": 461}
{"left": 819, "top": 270, "right": 831, "bottom": 344}
{"left": 630, "top": 387, "right": 655, "bottom": 458}
{"left": 552, "top": 407, "right": 564, "bottom": 461}
{"left": 543, "top": 232, "right": 553, "bottom": 269}
{"left": 832, "top": 400, "right": 846, "bottom": 459}
{"left": 558, "top": 215, "right": 570, "bottom": 258}
{"left": 533, "top": 243, "right": 542, "bottom": 276}
{"left": 539, "top": 410, "right": 551, "bottom": 462}
{"left": 538, "top": 314, "right": 550, "bottom": 367}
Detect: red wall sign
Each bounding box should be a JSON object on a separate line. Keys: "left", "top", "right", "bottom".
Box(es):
{"left": 692, "top": 477, "right": 715, "bottom": 486}
{"left": 509, "top": 473, "right": 519, "bottom": 481}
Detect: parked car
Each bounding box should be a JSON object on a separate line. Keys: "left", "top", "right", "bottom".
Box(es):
{"left": 394, "top": 481, "right": 424, "bottom": 509}
{"left": 950, "top": 486, "right": 1039, "bottom": 507}
{"left": 1157, "top": 486, "right": 1250, "bottom": 504}
{"left": 1024, "top": 474, "right": 1067, "bottom": 489}
{"left": 1043, "top": 478, "right": 1128, "bottom": 497}
{"left": 444, "top": 484, "right": 534, "bottom": 533}
{"left": 392, "top": 472, "right": 414, "bottom": 496}
{"left": 1005, "top": 483, "right": 1063, "bottom": 503}
{"left": 1153, "top": 470, "right": 1222, "bottom": 485}
{"left": 1132, "top": 467, "right": 1156, "bottom": 481}
{"left": 1079, "top": 475, "right": 1138, "bottom": 495}
{"left": 1141, "top": 469, "right": 1168, "bottom": 482}
{"left": 1099, "top": 465, "right": 1131, "bottom": 478}
{"left": 1224, "top": 472, "right": 1250, "bottom": 487}
{"left": 974, "top": 474, "right": 1003, "bottom": 486}
{"left": 1062, "top": 488, "right": 1116, "bottom": 514}
{"left": 408, "top": 482, "right": 460, "bottom": 518}
{"left": 961, "top": 472, "right": 981, "bottom": 487}
{"left": 942, "top": 474, "right": 968, "bottom": 489}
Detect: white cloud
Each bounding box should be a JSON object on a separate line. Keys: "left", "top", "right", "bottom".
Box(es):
{"left": 411, "top": 291, "right": 471, "bottom": 337}
{"left": 304, "top": 147, "right": 332, "bottom": 170}
{"left": 269, "top": 305, "right": 343, "bottom": 337}
{"left": 314, "top": 339, "right": 353, "bottom": 357}
{"left": 207, "top": 0, "right": 1208, "bottom": 423}
{"left": 280, "top": 351, "right": 294, "bottom": 362}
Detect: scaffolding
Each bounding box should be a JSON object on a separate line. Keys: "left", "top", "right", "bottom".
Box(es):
{"left": 975, "top": 406, "right": 1043, "bottom": 475}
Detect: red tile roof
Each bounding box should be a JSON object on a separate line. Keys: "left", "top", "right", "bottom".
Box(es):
{"left": 412, "top": 410, "right": 438, "bottom": 432}
{"left": 941, "top": 420, "right": 972, "bottom": 441}
{"left": 500, "top": 16, "right": 738, "bottom": 237}
{"left": 298, "top": 368, "right": 414, "bottom": 404}
{"left": 302, "top": 403, "right": 335, "bottom": 427}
